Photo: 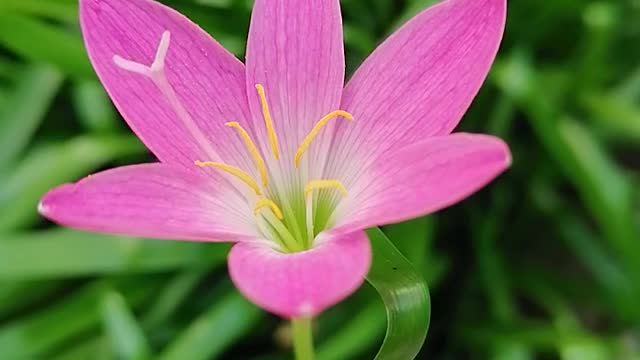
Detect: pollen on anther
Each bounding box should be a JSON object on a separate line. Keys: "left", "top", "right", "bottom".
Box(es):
{"left": 195, "top": 160, "right": 262, "bottom": 195}
{"left": 304, "top": 180, "right": 348, "bottom": 198}
{"left": 225, "top": 121, "right": 269, "bottom": 186}
{"left": 295, "top": 111, "right": 353, "bottom": 168}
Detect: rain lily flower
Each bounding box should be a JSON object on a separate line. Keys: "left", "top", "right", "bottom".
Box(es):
{"left": 40, "top": 0, "right": 509, "bottom": 325}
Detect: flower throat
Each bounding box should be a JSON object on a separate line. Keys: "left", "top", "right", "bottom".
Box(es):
{"left": 113, "top": 30, "right": 353, "bottom": 253}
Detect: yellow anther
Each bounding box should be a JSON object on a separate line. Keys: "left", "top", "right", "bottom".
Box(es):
{"left": 295, "top": 111, "right": 353, "bottom": 167}
{"left": 194, "top": 161, "right": 262, "bottom": 195}
{"left": 254, "top": 198, "right": 284, "bottom": 220}
{"left": 304, "top": 180, "right": 348, "bottom": 199}
{"left": 255, "top": 84, "right": 280, "bottom": 160}
{"left": 225, "top": 122, "right": 268, "bottom": 186}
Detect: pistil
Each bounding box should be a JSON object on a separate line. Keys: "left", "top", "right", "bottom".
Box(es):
{"left": 113, "top": 30, "right": 353, "bottom": 254}
{"left": 113, "top": 30, "right": 220, "bottom": 162}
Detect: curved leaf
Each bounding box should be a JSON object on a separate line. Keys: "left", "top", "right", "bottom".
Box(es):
{"left": 366, "top": 228, "right": 431, "bottom": 360}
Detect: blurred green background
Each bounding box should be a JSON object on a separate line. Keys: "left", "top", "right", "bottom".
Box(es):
{"left": 0, "top": 0, "right": 639, "bottom": 358}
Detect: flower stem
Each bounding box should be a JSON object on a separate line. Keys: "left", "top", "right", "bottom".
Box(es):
{"left": 291, "top": 317, "right": 315, "bottom": 360}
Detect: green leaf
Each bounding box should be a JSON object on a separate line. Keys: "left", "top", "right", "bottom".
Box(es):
{"left": 53, "top": 337, "right": 112, "bottom": 360}
{"left": 0, "top": 64, "right": 63, "bottom": 169}
{"left": 72, "top": 80, "right": 120, "bottom": 133}
{"left": 55, "top": 273, "right": 209, "bottom": 360}
{"left": 142, "top": 271, "right": 208, "bottom": 328}
{"left": 0, "top": 135, "right": 146, "bottom": 231}
{"left": 382, "top": 217, "right": 448, "bottom": 285}
{"left": 580, "top": 92, "right": 640, "bottom": 142}
{"left": 0, "top": 280, "right": 156, "bottom": 358}
{"left": 0, "top": 230, "right": 230, "bottom": 279}
{"left": 317, "top": 300, "right": 386, "bottom": 360}
{"left": 396, "top": 0, "right": 440, "bottom": 27}
{"left": 493, "top": 53, "right": 640, "bottom": 304}
{"left": 0, "top": 281, "right": 60, "bottom": 319}
{"left": 365, "top": 228, "right": 431, "bottom": 360}
{"left": 0, "top": 0, "right": 78, "bottom": 23}
{"left": 0, "top": 13, "right": 93, "bottom": 78}
{"left": 101, "top": 291, "right": 152, "bottom": 360}
{"left": 158, "top": 291, "right": 262, "bottom": 360}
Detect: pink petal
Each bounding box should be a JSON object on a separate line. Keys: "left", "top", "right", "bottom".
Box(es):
{"left": 328, "top": 0, "right": 506, "bottom": 180}
{"left": 228, "top": 230, "right": 371, "bottom": 318}
{"left": 245, "top": 0, "right": 345, "bottom": 170}
{"left": 39, "top": 164, "right": 259, "bottom": 242}
{"left": 80, "top": 0, "right": 255, "bottom": 171}
{"left": 332, "top": 134, "right": 511, "bottom": 233}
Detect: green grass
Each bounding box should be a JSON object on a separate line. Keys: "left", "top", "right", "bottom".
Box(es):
{"left": 0, "top": 0, "right": 639, "bottom": 358}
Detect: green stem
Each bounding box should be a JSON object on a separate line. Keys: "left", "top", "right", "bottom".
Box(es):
{"left": 291, "top": 317, "right": 314, "bottom": 360}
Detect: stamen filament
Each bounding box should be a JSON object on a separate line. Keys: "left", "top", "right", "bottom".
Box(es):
{"left": 256, "top": 216, "right": 288, "bottom": 252}
{"left": 305, "top": 192, "right": 314, "bottom": 246}
{"left": 262, "top": 211, "right": 303, "bottom": 253}
{"left": 226, "top": 122, "right": 268, "bottom": 186}
{"left": 255, "top": 84, "right": 280, "bottom": 160}
{"left": 304, "top": 180, "right": 348, "bottom": 199}
{"left": 254, "top": 198, "right": 284, "bottom": 220}
{"left": 195, "top": 161, "right": 262, "bottom": 195}
{"left": 295, "top": 111, "right": 353, "bottom": 168}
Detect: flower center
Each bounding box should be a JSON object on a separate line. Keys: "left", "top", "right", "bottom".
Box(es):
{"left": 194, "top": 85, "right": 351, "bottom": 253}
{"left": 113, "top": 30, "right": 353, "bottom": 253}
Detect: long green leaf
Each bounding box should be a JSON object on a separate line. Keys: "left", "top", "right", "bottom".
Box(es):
{"left": 0, "top": 230, "right": 230, "bottom": 279}
{"left": 317, "top": 300, "right": 386, "bottom": 360}
{"left": 0, "top": 281, "right": 60, "bottom": 319}
{"left": 0, "top": 279, "right": 156, "bottom": 358}
{"left": 0, "top": 13, "right": 93, "bottom": 78}
{"left": 366, "top": 228, "right": 431, "bottom": 360}
{"left": 101, "top": 291, "right": 152, "bottom": 360}
{"left": 0, "top": 135, "right": 146, "bottom": 231}
{"left": 0, "top": 64, "right": 63, "bottom": 169}
{"left": 72, "top": 80, "right": 120, "bottom": 133}
{"left": 158, "top": 291, "right": 262, "bottom": 360}
{"left": 0, "top": 0, "right": 78, "bottom": 23}
{"left": 493, "top": 53, "right": 640, "bottom": 303}
{"left": 142, "top": 270, "right": 208, "bottom": 328}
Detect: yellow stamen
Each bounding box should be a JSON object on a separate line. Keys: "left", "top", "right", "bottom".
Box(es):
{"left": 254, "top": 198, "right": 284, "bottom": 220}
{"left": 255, "top": 84, "right": 280, "bottom": 160}
{"left": 225, "top": 122, "right": 268, "bottom": 186}
{"left": 194, "top": 161, "right": 262, "bottom": 195}
{"left": 295, "top": 111, "right": 353, "bottom": 168}
{"left": 304, "top": 180, "right": 348, "bottom": 198}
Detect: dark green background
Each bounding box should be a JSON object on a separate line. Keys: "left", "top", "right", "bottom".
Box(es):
{"left": 0, "top": 0, "right": 639, "bottom": 358}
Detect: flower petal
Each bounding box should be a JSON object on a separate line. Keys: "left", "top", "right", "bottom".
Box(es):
{"left": 245, "top": 0, "right": 345, "bottom": 170}
{"left": 332, "top": 134, "right": 511, "bottom": 233}
{"left": 328, "top": 0, "right": 506, "bottom": 180}
{"left": 228, "top": 230, "right": 371, "bottom": 318}
{"left": 39, "top": 164, "right": 259, "bottom": 242}
{"left": 80, "top": 0, "right": 255, "bottom": 170}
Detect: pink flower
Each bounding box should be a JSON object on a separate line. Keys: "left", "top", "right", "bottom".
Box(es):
{"left": 39, "top": 0, "right": 510, "bottom": 318}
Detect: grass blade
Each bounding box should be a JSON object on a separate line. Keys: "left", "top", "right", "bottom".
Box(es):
{"left": 0, "top": 230, "right": 230, "bottom": 279}
{"left": 0, "top": 135, "right": 146, "bottom": 231}
{"left": 158, "top": 291, "right": 262, "bottom": 360}
{"left": 0, "top": 64, "right": 63, "bottom": 168}
{"left": 0, "top": 13, "right": 92, "bottom": 78}
{"left": 101, "top": 291, "right": 152, "bottom": 360}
